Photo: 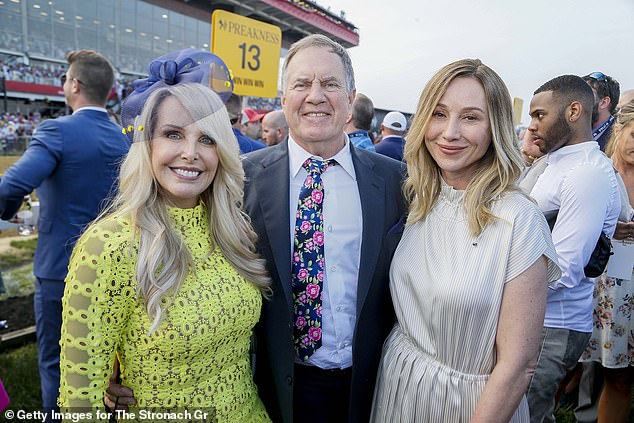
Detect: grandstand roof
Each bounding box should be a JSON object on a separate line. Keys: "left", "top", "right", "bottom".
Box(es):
{"left": 169, "top": 0, "right": 359, "bottom": 48}
{"left": 228, "top": 0, "right": 359, "bottom": 47}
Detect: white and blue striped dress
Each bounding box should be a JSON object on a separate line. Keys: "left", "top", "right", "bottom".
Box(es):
{"left": 371, "top": 182, "right": 560, "bottom": 423}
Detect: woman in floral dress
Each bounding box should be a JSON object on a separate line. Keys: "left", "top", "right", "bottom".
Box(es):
{"left": 580, "top": 100, "right": 634, "bottom": 422}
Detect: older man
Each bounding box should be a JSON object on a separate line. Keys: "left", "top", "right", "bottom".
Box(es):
{"left": 243, "top": 34, "right": 406, "bottom": 423}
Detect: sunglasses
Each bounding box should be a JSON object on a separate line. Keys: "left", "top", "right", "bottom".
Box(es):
{"left": 586, "top": 72, "right": 609, "bottom": 94}
{"left": 60, "top": 74, "right": 83, "bottom": 86}
{"left": 587, "top": 72, "right": 607, "bottom": 82}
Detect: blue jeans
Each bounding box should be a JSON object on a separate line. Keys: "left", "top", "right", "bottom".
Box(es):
{"left": 34, "top": 277, "right": 65, "bottom": 416}
{"left": 527, "top": 327, "right": 591, "bottom": 423}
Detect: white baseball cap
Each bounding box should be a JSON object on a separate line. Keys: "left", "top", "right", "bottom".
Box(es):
{"left": 382, "top": 111, "right": 407, "bottom": 132}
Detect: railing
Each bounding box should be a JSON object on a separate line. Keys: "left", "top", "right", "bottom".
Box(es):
{"left": 0, "top": 136, "right": 30, "bottom": 155}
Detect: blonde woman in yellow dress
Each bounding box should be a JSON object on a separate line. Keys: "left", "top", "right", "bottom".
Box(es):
{"left": 58, "top": 50, "right": 271, "bottom": 422}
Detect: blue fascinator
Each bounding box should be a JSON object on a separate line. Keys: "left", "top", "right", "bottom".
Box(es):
{"left": 120, "top": 48, "right": 233, "bottom": 140}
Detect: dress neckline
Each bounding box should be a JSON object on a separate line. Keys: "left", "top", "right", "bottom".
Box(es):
{"left": 439, "top": 179, "right": 465, "bottom": 205}
{"left": 166, "top": 201, "right": 206, "bottom": 219}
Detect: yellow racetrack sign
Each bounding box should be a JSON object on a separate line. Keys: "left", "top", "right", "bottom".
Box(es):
{"left": 212, "top": 10, "right": 281, "bottom": 98}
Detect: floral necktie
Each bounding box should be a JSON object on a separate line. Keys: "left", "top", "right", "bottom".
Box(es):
{"left": 292, "top": 157, "right": 335, "bottom": 361}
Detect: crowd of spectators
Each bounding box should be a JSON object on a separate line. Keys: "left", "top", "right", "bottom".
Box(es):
{"left": 0, "top": 112, "right": 53, "bottom": 154}
{"left": 0, "top": 57, "right": 141, "bottom": 140}
{"left": 1, "top": 58, "right": 136, "bottom": 101}
{"left": 1, "top": 61, "right": 66, "bottom": 87}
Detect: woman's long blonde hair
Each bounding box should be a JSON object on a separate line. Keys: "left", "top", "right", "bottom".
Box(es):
{"left": 404, "top": 59, "right": 524, "bottom": 236}
{"left": 105, "top": 83, "right": 270, "bottom": 332}
{"left": 606, "top": 100, "right": 634, "bottom": 164}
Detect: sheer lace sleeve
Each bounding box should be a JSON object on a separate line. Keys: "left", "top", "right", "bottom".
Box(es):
{"left": 58, "top": 218, "right": 136, "bottom": 409}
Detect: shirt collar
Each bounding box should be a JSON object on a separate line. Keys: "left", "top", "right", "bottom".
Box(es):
{"left": 72, "top": 106, "right": 108, "bottom": 115}
{"left": 547, "top": 140, "right": 599, "bottom": 164}
{"left": 381, "top": 135, "right": 404, "bottom": 141}
{"left": 347, "top": 130, "right": 368, "bottom": 138}
{"left": 288, "top": 134, "right": 356, "bottom": 180}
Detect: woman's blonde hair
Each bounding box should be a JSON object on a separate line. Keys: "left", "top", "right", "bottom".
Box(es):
{"left": 404, "top": 59, "right": 524, "bottom": 236}
{"left": 105, "top": 83, "right": 270, "bottom": 332}
{"left": 607, "top": 100, "right": 634, "bottom": 162}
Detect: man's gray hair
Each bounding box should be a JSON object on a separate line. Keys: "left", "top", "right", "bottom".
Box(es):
{"left": 281, "top": 34, "right": 355, "bottom": 94}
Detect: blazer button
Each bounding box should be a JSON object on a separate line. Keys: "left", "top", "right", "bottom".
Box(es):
{"left": 287, "top": 376, "right": 293, "bottom": 385}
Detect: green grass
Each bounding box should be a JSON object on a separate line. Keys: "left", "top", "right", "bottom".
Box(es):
{"left": 0, "top": 341, "right": 632, "bottom": 418}
{"left": 0, "top": 263, "right": 35, "bottom": 299}
{"left": 0, "top": 238, "right": 36, "bottom": 270}
{"left": 0, "top": 343, "right": 42, "bottom": 410}
{"left": 555, "top": 404, "right": 576, "bottom": 423}
{"left": 9, "top": 238, "right": 37, "bottom": 251}
{"left": 0, "top": 156, "right": 20, "bottom": 175}
{"left": 0, "top": 238, "right": 36, "bottom": 299}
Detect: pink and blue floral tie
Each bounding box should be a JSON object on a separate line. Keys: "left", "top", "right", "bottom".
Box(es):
{"left": 292, "top": 158, "right": 335, "bottom": 361}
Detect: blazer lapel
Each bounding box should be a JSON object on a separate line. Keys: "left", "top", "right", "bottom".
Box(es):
{"left": 252, "top": 142, "right": 294, "bottom": 309}
{"left": 351, "top": 147, "right": 385, "bottom": 312}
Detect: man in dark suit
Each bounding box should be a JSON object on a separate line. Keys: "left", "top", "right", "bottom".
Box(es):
{"left": 243, "top": 34, "right": 406, "bottom": 423}
{"left": 0, "top": 50, "right": 130, "bottom": 414}
{"left": 375, "top": 111, "right": 407, "bottom": 161}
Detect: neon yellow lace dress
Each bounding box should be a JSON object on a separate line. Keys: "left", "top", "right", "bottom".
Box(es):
{"left": 58, "top": 204, "right": 270, "bottom": 422}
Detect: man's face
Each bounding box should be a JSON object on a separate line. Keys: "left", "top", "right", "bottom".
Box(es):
{"left": 529, "top": 91, "right": 573, "bottom": 154}
{"left": 243, "top": 120, "right": 262, "bottom": 140}
{"left": 62, "top": 66, "right": 75, "bottom": 105}
{"left": 261, "top": 115, "right": 282, "bottom": 146}
{"left": 282, "top": 46, "right": 354, "bottom": 157}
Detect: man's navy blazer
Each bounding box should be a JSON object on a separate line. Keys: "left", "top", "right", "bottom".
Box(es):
{"left": 375, "top": 136, "right": 406, "bottom": 162}
{"left": 0, "top": 109, "right": 130, "bottom": 280}
{"left": 243, "top": 140, "right": 406, "bottom": 423}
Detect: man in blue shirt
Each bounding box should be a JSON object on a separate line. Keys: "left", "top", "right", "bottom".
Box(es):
{"left": 583, "top": 72, "right": 620, "bottom": 151}
{"left": 344, "top": 93, "right": 375, "bottom": 151}
{"left": 226, "top": 94, "right": 266, "bottom": 154}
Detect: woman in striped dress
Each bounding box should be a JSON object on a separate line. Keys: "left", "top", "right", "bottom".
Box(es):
{"left": 370, "top": 59, "right": 561, "bottom": 423}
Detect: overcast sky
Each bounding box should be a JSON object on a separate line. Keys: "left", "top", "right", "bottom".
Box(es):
{"left": 318, "top": 0, "right": 634, "bottom": 125}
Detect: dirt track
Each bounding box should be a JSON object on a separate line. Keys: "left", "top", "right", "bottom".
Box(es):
{"left": 0, "top": 234, "right": 37, "bottom": 254}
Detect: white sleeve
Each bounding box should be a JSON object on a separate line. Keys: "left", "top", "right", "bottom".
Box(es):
{"left": 549, "top": 165, "right": 615, "bottom": 290}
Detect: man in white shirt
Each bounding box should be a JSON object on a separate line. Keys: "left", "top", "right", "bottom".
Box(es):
{"left": 525, "top": 75, "right": 620, "bottom": 423}
{"left": 242, "top": 34, "right": 406, "bottom": 423}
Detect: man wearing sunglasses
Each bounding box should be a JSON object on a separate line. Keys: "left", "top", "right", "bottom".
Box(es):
{"left": 0, "top": 49, "right": 129, "bottom": 418}
{"left": 583, "top": 72, "right": 620, "bottom": 151}
{"left": 574, "top": 73, "right": 623, "bottom": 423}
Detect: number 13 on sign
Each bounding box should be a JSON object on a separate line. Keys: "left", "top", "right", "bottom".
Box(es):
{"left": 212, "top": 10, "right": 281, "bottom": 98}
